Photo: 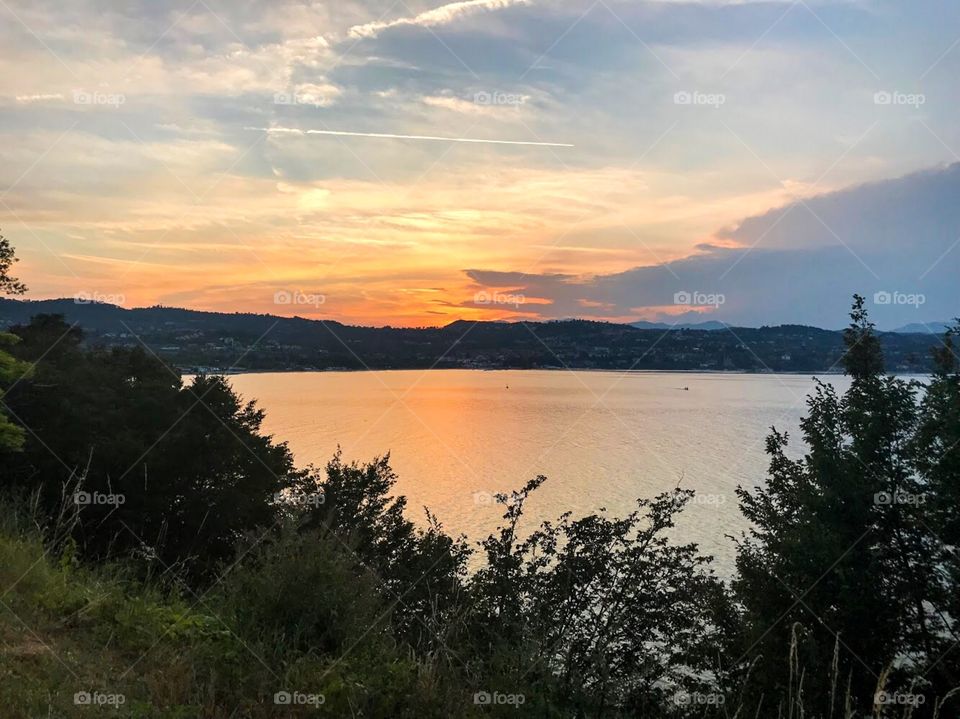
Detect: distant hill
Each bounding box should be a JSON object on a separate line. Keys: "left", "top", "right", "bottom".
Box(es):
{"left": 631, "top": 320, "right": 730, "bottom": 331}
{"left": 0, "top": 298, "right": 946, "bottom": 373}
{"left": 0, "top": 298, "right": 350, "bottom": 334}
{"left": 892, "top": 321, "right": 954, "bottom": 334}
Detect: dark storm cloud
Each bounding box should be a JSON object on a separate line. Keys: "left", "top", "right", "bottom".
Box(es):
{"left": 467, "top": 162, "right": 960, "bottom": 329}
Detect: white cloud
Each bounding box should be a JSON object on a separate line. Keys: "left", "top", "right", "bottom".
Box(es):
{"left": 348, "top": 0, "right": 531, "bottom": 39}
{"left": 421, "top": 93, "right": 528, "bottom": 115}
{"left": 15, "top": 93, "right": 64, "bottom": 103}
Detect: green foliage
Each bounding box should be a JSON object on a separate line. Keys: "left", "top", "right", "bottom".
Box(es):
{"left": 0, "top": 233, "right": 29, "bottom": 450}
{"left": 297, "top": 452, "right": 472, "bottom": 652}
{"left": 0, "top": 232, "right": 26, "bottom": 296}
{"left": 912, "top": 321, "right": 960, "bottom": 693}
{"left": 461, "top": 477, "right": 734, "bottom": 716}
{"left": 0, "top": 331, "right": 30, "bottom": 450}
{"left": 217, "top": 523, "right": 386, "bottom": 655}
{"left": 0, "top": 494, "right": 462, "bottom": 718}
{"left": 734, "top": 297, "right": 960, "bottom": 715}
{"left": 0, "top": 511, "right": 231, "bottom": 718}
{"left": 1, "top": 315, "right": 299, "bottom": 578}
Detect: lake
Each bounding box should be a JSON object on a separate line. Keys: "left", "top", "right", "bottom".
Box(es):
{"left": 226, "top": 370, "right": 856, "bottom": 573}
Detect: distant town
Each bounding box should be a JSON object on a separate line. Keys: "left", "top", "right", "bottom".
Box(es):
{"left": 0, "top": 298, "right": 949, "bottom": 374}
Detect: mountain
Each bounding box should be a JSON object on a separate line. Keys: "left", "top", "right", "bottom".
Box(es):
{"left": 892, "top": 322, "right": 954, "bottom": 334}
{"left": 0, "top": 298, "right": 945, "bottom": 373}
{"left": 630, "top": 320, "right": 730, "bottom": 331}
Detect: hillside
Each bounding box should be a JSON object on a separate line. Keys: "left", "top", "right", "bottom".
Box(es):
{"left": 0, "top": 298, "right": 946, "bottom": 373}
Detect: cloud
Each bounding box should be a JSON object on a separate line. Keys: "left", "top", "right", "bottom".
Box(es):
{"left": 15, "top": 93, "right": 65, "bottom": 103}
{"left": 421, "top": 93, "right": 529, "bottom": 115}
{"left": 720, "top": 163, "right": 960, "bottom": 256}
{"left": 347, "top": 0, "right": 531, "bottom": 39}
{"left": 466, "top": 163, "right": 960, "bottom": 329}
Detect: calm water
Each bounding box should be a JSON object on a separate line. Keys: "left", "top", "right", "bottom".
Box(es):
{"left": 226, "top": 370, "right": 856, "bottom": 573}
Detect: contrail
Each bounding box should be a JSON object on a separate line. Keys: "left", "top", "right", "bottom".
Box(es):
{"left": 246, "top": 126, "right": 573, "bottom": 148}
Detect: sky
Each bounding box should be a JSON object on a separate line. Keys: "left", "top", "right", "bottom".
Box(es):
{"left": 1, "top": 0, "right": 958, "bottom": 329}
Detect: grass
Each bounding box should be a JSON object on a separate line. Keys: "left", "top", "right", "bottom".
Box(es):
{"left": 0, "top": 509, "right": 458, "bottom": 718}
{"left": 0, "top": 529, "right": 230, "bottom": 717}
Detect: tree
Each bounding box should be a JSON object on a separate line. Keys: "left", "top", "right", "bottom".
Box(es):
{"left": 1, "top": 315, "right": 300, "bottom": 579}
{"left": 912, "top": 322, "right": 960, "bottom": 695}
{"left": 463, "top": 478, "right": 734, "bottom": 717}
{"left": 0, "top": 231, "right": 29, "bottom": 451}
{"left": 0, "top": 232, "right": 27, "bottom": 296}
{"left": 296, "top": 452, "right": 472, "bottom": 652}
{"left": 733, "top": 296, "right": 947, "bottom": 714}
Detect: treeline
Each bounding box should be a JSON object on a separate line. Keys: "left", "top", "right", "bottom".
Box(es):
{"left": 0, "top": 296, "right": 944, "bottom": 373}
{"left": 0, "top": 236, "right": 959, "bottom": 716}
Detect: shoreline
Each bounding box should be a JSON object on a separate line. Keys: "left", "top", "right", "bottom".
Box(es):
{"left": 181, "top": 366, "right": 930, "bottom": 378}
